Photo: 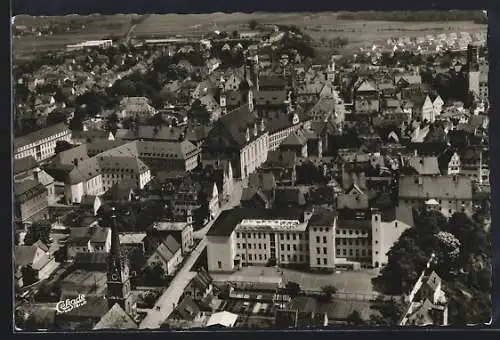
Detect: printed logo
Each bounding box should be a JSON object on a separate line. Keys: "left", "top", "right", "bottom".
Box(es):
{"left": 55, "top": 294, "right": 87, "bottom": 314}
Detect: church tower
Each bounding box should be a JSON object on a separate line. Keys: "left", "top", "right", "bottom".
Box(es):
{"left": 106, "top": 207, "right": 133, "bottom": 314}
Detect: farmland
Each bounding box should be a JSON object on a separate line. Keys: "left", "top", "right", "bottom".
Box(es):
{"left": 11, "top": 14, "right": 139, "bottom": 57}
{"left": 11, "top": 12, "right": 487, "bottom": 58}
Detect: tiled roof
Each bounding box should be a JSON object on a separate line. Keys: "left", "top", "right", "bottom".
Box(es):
{"left": 212, "top": 105, "right": 262, "bottom": 147}
{"left": 171, "top": 295, "right": 201, "bottom": 321}
{"left": 94, "top": 303, "right": 137, "bottom": 330}
{"left": 275, "top": 187, "right": 306, "bottom": 206}
{"left": 398, "top": 175, "right": 473, "bottom": 199}
{"left": 240, "top": 187, "right": 269, "bottom": 203}
{"left": 247, "top": 172, "right": 276, "bottom": 192}
{"left": 264, "top": 151, "right": 296, "bottom": 168}
{"left": 90, "top": 227, "right": 110, "bottom": 244}
{"left": 254, "top": 90, "right": 287, "bottom": 106}
{"left": 14, "top": 156, "right": 38, "bottom": 175}
{"left": 14, "top": 245, "right": 37, "bottom": 267}
{"left": 14, "top": 123, "right": 69, "bottom": 150}
{"left": 14, "top": 179, "right": 46, "bottom": 202}
{"left": 54, "top": 144, "right": 89, "bottom": 166}
{"left": 281, "top": 130, "right": 307, "bottom": 146}
{"left": 407, "top": 156, "right": 440, "bottom": 175}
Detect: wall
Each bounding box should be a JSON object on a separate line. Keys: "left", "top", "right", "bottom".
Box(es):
{"left": 309, "top": 222, "right": 336, "bottom": 270}
{"left": 371, "top": 213, "right": 412, "bottom": 268}
{"left": 207, "top": 234, "right": 236, "bottom": 272}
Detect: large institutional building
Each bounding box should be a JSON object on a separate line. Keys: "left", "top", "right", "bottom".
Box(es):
{"left": 206, "top": 206, "right": 414, "bottom": 272}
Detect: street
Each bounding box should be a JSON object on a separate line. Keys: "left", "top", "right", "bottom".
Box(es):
{"left": 139, "top": 179, "right": 243, "bottom": 329}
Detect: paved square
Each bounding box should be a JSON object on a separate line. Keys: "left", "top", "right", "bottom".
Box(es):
{"left": 214, "top": 266, "right": 379, "bottom": 295}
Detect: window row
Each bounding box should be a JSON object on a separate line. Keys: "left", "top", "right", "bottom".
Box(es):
{"left": 315, "top": 236, "right": 328, "bottom": 244}
{"left": 242, "top": 253, "right": 268, "bottom": 261}
{"left": 280, "top": 244, "right": 309, "bottom": 252}
{"left": 280, "top": 254, "right": 309, "bottom": 263}
{"left": 336, "top": 248, "right": 369, "bottom": 257}
{"left": 336, "top": 238, "right": 371, "bottom": 246}
{"left": 237, "top": 243, "right": 267, "bottom": 250}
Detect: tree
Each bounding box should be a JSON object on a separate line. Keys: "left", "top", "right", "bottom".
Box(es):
{"left": 346, "top": 310, "right": 364, "bottom": 326}
{"left": 23, "top": 222, "right": 51, "bottom": 246}
{"left": 188, "top": 99, "right": 211, "bottom": 125}
{"left": 249, "top": 19, "right": 258, "bottom": 30}
{"left": 46, "top": 110, "right": 68, "bottom": 126}
{"left": 54, "top": 140, "right": 73, "bottom": 154}
{"left": 142, "top": 263, "right": 167, "bottom": 286}
{"left": 285, "top": 281, "right": 301, "bottom": 298}
{"left": 320, "top": 284, "right": 337, "bottom": 302}
{"left": 232, "top": 30, "right": 239, "bottom": 39}
{"left": 370, "top": 297, "right": 405, "bottom": 326}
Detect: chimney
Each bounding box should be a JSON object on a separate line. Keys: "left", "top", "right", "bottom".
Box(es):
{"left": 33, "top": 169, "right": 40, "bottom": 182}
{"left": 260, "top": 118, "right": 265, "bottom": 132}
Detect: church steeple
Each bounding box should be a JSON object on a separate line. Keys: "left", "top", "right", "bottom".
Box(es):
{"left": 106, "top": 207, "right": 133, "bottom": 314}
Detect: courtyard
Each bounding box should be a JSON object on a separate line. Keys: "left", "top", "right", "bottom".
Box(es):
{"left": 211, "top": 266, "right": 380, "bottom": 295}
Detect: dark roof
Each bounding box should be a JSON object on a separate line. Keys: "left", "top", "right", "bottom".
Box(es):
{"left": 171, "top": 295, "right": 201, "bottom": 321}
{"left": 207, "top": 207, "right": 304, "bottom": 237}
{"left": 307, "top": 210, "right": 337, "bottom": 227}
{"left": 118, "top": 125, "right": 184, "bottom": 141}
{"left": 254, "top": 90, "right": 287, "bottom": 106}
{"left": 264, "top": 151, "right": 296, "bottom": 168}
{"left": 73, "top": 252, "right": 109, "bottom": 268}
{"left": 14, "top": 245, "right": 37, "bottom": 267}
{"left": 72, "top": 129, "right": 110, "bottom": 141}
{"left": 165, "top": 234, "right": 181, "bottom": 254}
{"left": 14, "top": 156, "right": 38, "bottom": 175}
{"left": 213, "top": 105, "right": 260, "bottom": 147}
{"left": 240, "top": 187, "right": 269, "bottom": 203}
{"left": 380, "top": 205, "right": 415, "bottom": 227}
{"left": 247, "top": 172, "right": 276, "bottom": 191}
{"left": 336, "top": 218, "right": 372, "bottom": 231}
{"left": 14, "top": 179, "right": 46, "bottom": 202}
{"left": 264, "top": 112, "right": 296, "bottom": 133}
{"left": 274, "top": 188, "right": 306, "bottom": 206}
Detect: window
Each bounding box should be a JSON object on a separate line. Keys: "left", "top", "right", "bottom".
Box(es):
{"left": 395, "top": 222, "right": 398, "bottom": 228}
{"left": 349, "top": 249, "right": 353, "bottom": 256}
{"left": 342, "top": 239, "right": 347, "bottom": 245}
{"left": 355, "top": 239, "right": 358, "bottom": 246}
{"left": 259, "top": 254, "right": 262, "bottom": 260}
{"left": 316, "top": 236, "right": 320, "bottom": 243}
{"left": 287, "top": 244, "right": 291, "bottom": 251}
{"left": 299, "top": 255, "right": 303, "bottom": 262}
{"left": 293, "top": 244, "right": 297, "bottom": 251}
{"left": 264, "top": 254, "right": 267, "bottom": 260}
{"left": 374, "top": 215, "right": 378, "bottom": 221}
{"left": 287, "top": 255, "right": 291, "bottom": 261}
{"left": 236, "top": 233, "right": 240, "bottom": 238}
{"left": 237, "top": 243, "right": 241, "bottom": 249}
{"left": 299, "top": 244, "right": 303, "bottom": 251}
{"left": 375, "top": 251, "right": 379, "bottom": 255}
{"left": 287, "top": 234, "right": 290, "bottom": 240}
{"left": 343, "top": 249, "right": 347, "bottom": 255}
{"left": 319, "top": 228, "right": 323, "bottom": 232}
{"left": 449, "top": 209, "right": 452, "bottom": 214}
{"left": 293, "top": 255, "right": 297, "bottom": 262}
{"left": 280, "top": 234, "right": 284, "bottom": 240}
{"left": 313, "top": 228, "right": 317, "bottom": 232}
{"left": 323, "top": 236, "right": 327, "bottom": 243}
{"left": 259, "top": 244, "right": 262, "bottom": 249}
{"left": 316, "top": 247, "right": 320, "bottom": 254}
{"left": 362, "top": 249, "right": 366, "bottom": 256}
{"left": 336, "top": 248, "right": 341, "bottom": 255}
{"left": 355, "top": 249, "right": 360, "bottom": 257}
{"left": 281, "top": 244, "right": 284, "bottom": 251}
{"left": 264, "top": 244, "right": 266, "bottom": 249}
{"left": 349, "top": 230, "right": 353, "bottom": 235}
{"left": 342, "top": 230, "right": 346, "bottom": 234}
{"left": 281, "top": 255, "right": 285, "bottom": 261}
{"left": 323, "top": 258, "right": 327, "bottom": 265}
{"left": 323, "top": 247, "right": 327, "bottom": 254}
{"left": 258, "top": 233, "right": 262, "bottom": 239}
{"left": 242, "top": 244, "right": 246, "bottom": 249}
{"left": 247, "top": 233, "right": 251, "bottom": 238}
{"left": 317, "top": 258, "right": 321, "bottom": 265}
{"left": 299, "top": 234, "right": 303, "bottom": 240}
{"left": 218, "top": 261, "right": 222, "bottom": 269}
{"left": 248, "top": 244, "right": 252, "bottom": 249}
{"left": 293, "top": 234, "right": 296, "bottom": 240}
{"left": 249, "top": 254, "right": 253, "bottom": 261}
{"left": 253, "top": 233, "right": 257, "bottom": 238}
{"left": 348, "top": 239, "right": 353, "bottom": 246}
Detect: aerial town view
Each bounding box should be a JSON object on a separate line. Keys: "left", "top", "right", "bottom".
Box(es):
{"left": 12, "top": 11, "right": 491, "bottom": 330}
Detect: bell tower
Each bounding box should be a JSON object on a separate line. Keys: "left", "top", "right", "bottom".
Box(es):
{"left": 106, "top": 207, "right": 133, "bottom": 314}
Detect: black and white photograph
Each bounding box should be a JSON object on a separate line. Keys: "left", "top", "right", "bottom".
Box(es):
{"left": 12, "top": 10, "right": 492, "bottom": 331}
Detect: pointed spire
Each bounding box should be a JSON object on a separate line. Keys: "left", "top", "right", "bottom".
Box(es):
{"left": 109, "top": 207, "right": 122, "bottom": 274}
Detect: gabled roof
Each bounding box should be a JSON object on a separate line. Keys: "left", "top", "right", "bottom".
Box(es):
{"left": 14, "top": 245, "right": 38, "bottom": 267}
{"left": 171, "top": 295, "right": 201, "bottom": 321}
{"left": 14, "top": 156, "right": 38, "bottom": 175}
{"left": 407, "top": 156, "right": 440, "bottom": 175}
{"left": 94, "top": 303, "right": 137, "bottom": 330}
{"left": 281, "top": 130, "right": 307, "bottom": 146}
{"left": 206, "top": 311, "right": 238, "bottom": 328}
{"left": 398, "top": 175, "right": 473, "bottom": 199}
{"left": 240, "top": 187, "right": 269, "bottom": 203}
{"left": 355, "top": 79, "right": 378, "bottom": 93}
{"left": 247, "top": 172, "right": 276, "bottom": 192}
{"left": 210, "top": 105, "right": 261, "bottom": 148}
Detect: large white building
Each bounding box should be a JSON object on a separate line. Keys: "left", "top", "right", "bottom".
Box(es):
{"left": 14, "top": 123, "right": 72, "bottom": 162}
{"left": 206, "top": 207, "right": 414, "bottom": 272}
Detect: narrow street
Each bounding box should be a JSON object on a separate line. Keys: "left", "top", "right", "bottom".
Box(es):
{"left": 139, "top": 179, "right": 243, "bottom": 329}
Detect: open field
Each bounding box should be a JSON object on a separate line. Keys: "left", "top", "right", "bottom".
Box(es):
{"left": 11, "top": 12, "right": 487, "bottom": 57}
{"left": 12, "top": 14, "right": 138, "bottom": 56}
